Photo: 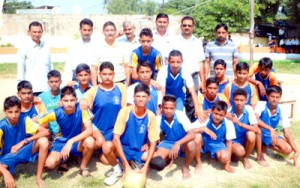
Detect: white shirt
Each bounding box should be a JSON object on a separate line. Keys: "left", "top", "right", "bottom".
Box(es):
{"left": 17, "top": 38, "right": 52, "bottom": 92}
{"left": 117, "top": 36, "right": 140, "bottom": 52}
{"left": 172, "top": 34, "right": 205, "bottom": 74}
{"left": 63, "top": 37, "right": 98, "bottom": 85}
{"left": 152, "top": 29, "right": 174, "bottom": 63}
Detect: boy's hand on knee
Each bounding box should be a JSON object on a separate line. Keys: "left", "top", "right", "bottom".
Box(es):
{"left": 270, "top": 128, "right": 278, "bottom": 146}
{"left": 169, "top": 142, "right": 180, "bottom": 159}
{"left": 3, "top": 171, "right": 15, "bottom": 188}
{"left": 61, "top": 141, "right": 73, "bottom": 161}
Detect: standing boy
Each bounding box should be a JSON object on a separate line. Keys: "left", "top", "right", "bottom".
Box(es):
{"left": 213, "top": 59, "right": 230, "bottom": 94}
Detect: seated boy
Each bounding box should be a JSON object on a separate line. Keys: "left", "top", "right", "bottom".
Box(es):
{"left": 104, "top": 84, "right": 159, "bottom": 186}
{"left": 227, "top": 89, "right": 262, "bottom": 169}
{"left": 127, "top": 60, "right": 162, "bottom": 115}
{"left": 198, "top": 77, "right": 229, "bottom": 122}
{"left": 193, "top": 101, "right": 236, "bottom": 173}
{"left": 38, "top": 70, "right": 62, "bottom": 136}
{"left": 248, "top": 57, "right": 277, "bottom": 101}
{"left": 150, "top": 95, "right": 195, "bottom": 180}
{"left": 255, "top": 85, "right": 298, "bottom": 166}
{"left": 213, "top": 59, "right": 230, "bottom": 94}
{"left": 73, "top": 63, "right": 92, "bottom": 100}
{"left": 157, "top": 50, "right": 200, "bottom": 121}
{"left": 0, "top": 96, "right": 50, "bottom": 187}
{"left": 129, "top": 28, "right": 163, "bottom": 84}
{"left": 224, "top": 62, "right": 259, "bottom": 108}
{"left": 38, "top": 86, "right": 94, "bottom": 176}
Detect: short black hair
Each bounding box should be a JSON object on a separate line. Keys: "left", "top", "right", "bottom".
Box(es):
{"left": 134, "top": 83, "right": 150, "bottom": 96}
{"left": 181, "top": 16, "right": 194, "bottom": 25}
{"left": 215, "top": 23, "right": 228, "bottom": 32}
{"left": 233, "top": 88, "right": 248, "bottom": 98}
{"left": 4, "top": 96, "right": 21, "bottom": 111}
{"left": 168, "top": 50, "right": 182, "bottom": 60}
{"left": 75, "top": 63, "right": 90, "bottom": 74}
{"left": 206, "top": 77, "right": 219, "bottom": 87}
{"left": 139, "top": 28, "right": 153, "bottom": 38}
{"left": 47, "top": 70, "right": 61, "bottom": 79}
{"left": 267, "top": 85, "right": 282, "bottom": 96}
{"left": 61, "top": 86, "right": 76, "bottom": 99}
{"left": 258, "top": 57, "right": 273, "bottom": 69}
{"left": 17, "top": 80, "right": 32, "bottom": 92}
{"left": 156, "top": 13, "right": 169, "bottom": 21}
{"left": 214, "top": 59, "right": 227, "bottom": 69}
{"left": 103, "top": 21, "right": 116, "bottom": 31}
{"left": 236, "top": 62, "right": 249, "bottom": 72}
{"left": 137, "top": 61, "right": 152, "bottom": 72}
{"left": 80, "top": 18, "right": 93, "bottom": 28}
{"left": 99, "top": 61, "right": 114, "bottom": 72}
{"left": 212, "top": 101, "right": 228, "bottom": 112}
{"left": 29, "top": 21, "right": 43, "bottom": 30}
{"left": 162, "top": 94, "right": 176, "bottom": 106}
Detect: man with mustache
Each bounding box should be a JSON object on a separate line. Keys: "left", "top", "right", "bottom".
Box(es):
{"left": 204, "top": 23, "right": 238, "bottom": 80}
{"left": 117, "top": 20, "right": 140, "bottom": 51}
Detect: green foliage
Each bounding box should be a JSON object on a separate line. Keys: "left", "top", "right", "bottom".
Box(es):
{"left": 3, "top": 0, "right": 34, "bottom": 14}
{"left": 0, "top": 43, "right": 14, "bottom": 47}
{"left": 163, "top": 0, "right": 198, "bottom": 15}
{"left": 255, "top": 0, "right": 280, "bottom": 25}
{"left": 106, "top": 0, "right": 158, "bottom": 15}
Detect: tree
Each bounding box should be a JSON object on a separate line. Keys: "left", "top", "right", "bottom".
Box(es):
{"left": 107, "top": 0, "right": 158, "bottom": 15}
{"left": 3, "top": 0, "right": 34, "bottom": 14}
{"left": 163, "top": 0, "right": 198, "bottom": 15}
{"left": 140, "top": 0, "right": 157, "bottom": 16}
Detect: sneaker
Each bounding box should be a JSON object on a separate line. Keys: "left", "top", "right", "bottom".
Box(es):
{"left": 105, "top": 168, "right": 114, "bottom": 177}
{"left": 104, "top": 171, "right": 123, "bottom": 186}
{"left": 129, "top": 160, "right": 143, "bottom": 171}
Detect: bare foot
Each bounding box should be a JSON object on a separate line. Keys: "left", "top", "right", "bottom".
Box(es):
{"left": 242, "top": 158, "right": 252, "bottom": 169}
{"left": 194, "top": 163, "right": 202, "bottom": 175}
{"left": 36, "top": 178, "right": 47, "bottom": 188}
{"left": 256, "top": 155, "right": 269, "bottom": 167}
{"left": 182, "top": 166, "right": 191, "bottom": 180}
{"left": 222, "top": 164, "right": 235, "bottom": 173}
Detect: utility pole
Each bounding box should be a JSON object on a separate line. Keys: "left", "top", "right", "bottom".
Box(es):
{"left": 249, "top": 0, "right": 254, "bottom": 64}
{"left": 162, "top": 0, "right": 164, "bottom": 13}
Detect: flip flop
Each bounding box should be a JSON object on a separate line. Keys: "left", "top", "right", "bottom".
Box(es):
{"left": 79, "top": 167, "right": 91, "bottom": 177}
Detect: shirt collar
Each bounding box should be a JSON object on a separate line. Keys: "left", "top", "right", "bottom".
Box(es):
{"left": 29, "top": 38, "right": 45, "bottom": 48}
{"left": 154, "top": 29, "right": 171, "bottom": 37}
{"left": 214, "top": 39, "right": 229, "bottom": 46}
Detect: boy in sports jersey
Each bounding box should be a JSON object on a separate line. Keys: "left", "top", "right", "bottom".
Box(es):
{"left": 198, "top": 77, "right": 229, "bottom": 122}
{"left": 127, "top": 60, "right": 162, "bottom": 115}
{"left": 104, "top": 84, "right": 159, "bottom": 185}
{"left": 73, "top": 63, "right": 92, "bottom": 100}
{"left": 39, "top": 86, "right": 94, "bottom": 176}
{"left": 213, "top": 59, "right": 230, "bottom": 94}
{"left": 157, "top": 50, "right": 201, "bottom": 121}
{"left": 255, "top": 86, "right": 298, "bottom": 166}
{"left": 248, "top": 57, "right": 278, "bottom": 101}
{"left": 227, "top": 89, "right": 261, "bottom": 169}
{"left": 193, "top": 101, "right": 236, "bottom": 173}
{"left": 0, "top": 96, "right": 50, "bottom": 188}
{"left": 151, "top": 95, "right": 195, "bottom": 179}
{"left": 38, "top": 70, "right": 62, "bottom": 137}
{"left": 17, "top": 80, "right": 47, "bottom": 120}
{"left": 82, "top": 62, "right": 126, "bottom": 171}
{"left": 129, "top": 28, "right": 163, "bottom": 84}
{"left": 224, "top": 62, "right": 259, "bottom": 108}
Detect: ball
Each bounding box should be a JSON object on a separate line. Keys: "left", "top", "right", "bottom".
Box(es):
{"left": 123, "top": 171, "right": 146, "bottom": 188}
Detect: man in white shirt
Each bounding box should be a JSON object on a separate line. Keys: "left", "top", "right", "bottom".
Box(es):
{"left": 17, "top": 21, "right": 52, "bottom": 96}
{"left": 63, "top": 18, "right": 97, "bottom": 85}
{"left": 117, "top": 20, "right": 140, "bottom": 51}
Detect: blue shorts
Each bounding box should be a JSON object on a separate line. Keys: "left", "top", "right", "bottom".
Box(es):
{"left": 202, "top": 137, "right": 227, "bottom": 158}
{"left": 0, "top": 141, "right": 38, "bottom": 174}
{"left": 123, "top": 145, "right": 144, "bottom": 164}
{"left": 157, "top": 140, "right": 185, "bottom": 157}
{"left": 262, "top": 134, "right": 283, "bottom": 147}
{"left": 176, "top": 98, "right": 184, "bottom": 111}
{"left": 51, "top": 140, "right": 82, "bottom": 158}
{"left": 96, "top": 130, "right": 114, "bottom": 155}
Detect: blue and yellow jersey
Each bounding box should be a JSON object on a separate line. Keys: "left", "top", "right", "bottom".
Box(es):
{"left": 20, "top": 102, "right": 47, "bottom": 122}
{"left": 84, "top": 83, "right": 126, "bottom": 135}
{"left": 38, "top": 103, "right": 93, "bottom": 143}
{"left": 114, "top": 106, "right": 159, "bottom": 151}
{"left": 0, "top": 116, "right": 39, "bottom": 155}
{"left": 218, "top": 77, "right": 231, "bottom": 94}
{"left": 224, "top": 82, "right": 259, "bottom": 107}
{"left": 198, "top": 93, "right": 229, "bottom": 112}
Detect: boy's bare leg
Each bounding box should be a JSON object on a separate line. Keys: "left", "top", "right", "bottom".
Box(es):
{"left": 217, "top": 150, "right": 234, "bottom": 173}
{"left": 255, "top": 129, "right": 269, "bottom": 166}
{"left": 194, "top": 134, "right": 203, "bottom": 175}
{"left": 78, "top": 136, "right": 95, "bottom": 176}
{"left": 242, "top": 131, "right": 255, "bottom": 169}
{"left": 182, "top": 141, "right": 196, "bottom": 180}
{"left": 102, "top": 141, "right": 118, "bottom": 166}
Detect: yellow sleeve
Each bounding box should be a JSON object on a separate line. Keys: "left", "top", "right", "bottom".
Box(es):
{"left": 116, "top": 83, "right": 127, "bottom": 108}
{"left": 35, "top": 102, "right": 47, "bottom": 115}
{"left": 147, "top": 111, "right": 160, "bottom": 142}
{"left": 113, "top": 107, "right": 131, "bottom": 135}
{"left": 38, "top": 111, "right": 57, "bottom": 125}
{"left": 130, "top": 53, "right": 139, "bottom": 68}
{"left": 82, "top": 108, "right": 94, "bottom": 124}
{"left": 269, "top": 72, "right": 278, "bottom": 86}
{"left": 0, "top": 129, "right": 3, "bottom": 150}
{"left": 197, "top": 95, "right": 204, "bottom": 112}
{"left": 155, "top": 54, "right": 162, "bottom": 71}
{"left": 84, "top": 86, "right": 98, "bottom": 109}
{"left": 250, "top": 83, "right": 259, "bottom": 106}
{"left": 223, "top": 84, "right": 231, "bottom": 101}
{"left": 218, "top": 93, "right": 230, "bottom": 105}
{"left": 25, "top": 116, "right": 39, "bottom": 135}
{"left": 249, "top": 63, "right": 258, "bottom": 77}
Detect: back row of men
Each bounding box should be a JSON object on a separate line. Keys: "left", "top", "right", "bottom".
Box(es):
{"left": 1, "top": 50, "right": 298, "bottom": 187}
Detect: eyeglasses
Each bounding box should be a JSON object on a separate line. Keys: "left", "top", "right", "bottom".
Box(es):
{"left": 182, "top": 24, "right": 193, "bottom": 28}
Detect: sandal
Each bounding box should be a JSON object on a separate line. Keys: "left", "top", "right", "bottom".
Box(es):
{"left": 57, "top": 164, "right": 68, "bottom": 175}
{"left": 79, "top": 167, "right": 91, "bottom": 177}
